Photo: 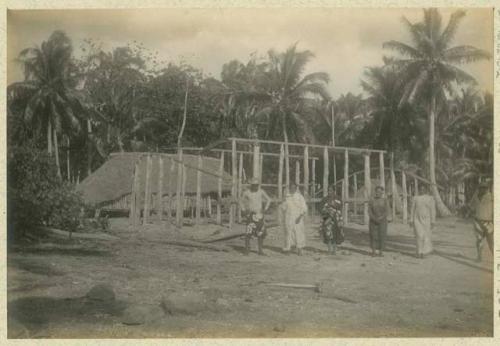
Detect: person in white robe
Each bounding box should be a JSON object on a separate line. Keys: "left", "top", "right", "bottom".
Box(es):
{"left": 410, "top": 185, "right": 436, "bottom": 259}
{"left": 281, "top": 183, "right": 308, "bottom": 255}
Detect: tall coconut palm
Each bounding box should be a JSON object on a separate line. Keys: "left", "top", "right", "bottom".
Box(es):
{"left": 383, "top": 8, "right": 490, "bottom": 216}
{"left": 10, "top": 30, "right": 83, "bottom": 178}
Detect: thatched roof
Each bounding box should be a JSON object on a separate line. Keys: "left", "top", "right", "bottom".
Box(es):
{"left": 77, "top": 152, "right": 232, "bottom": 206}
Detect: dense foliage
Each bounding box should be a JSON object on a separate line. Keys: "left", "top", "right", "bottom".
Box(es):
{"left": 7, "top": 8, "right": 492, "bottom": 218}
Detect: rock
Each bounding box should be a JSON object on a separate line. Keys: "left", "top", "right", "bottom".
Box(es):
{"left": 122, "top": 304, "right": 165, "bottom": 325}
{"left": 86, "top": 284, "right": 115, "bottom": 302}
{"left": 161, "top": 291, "right": 211, "bottom": 315}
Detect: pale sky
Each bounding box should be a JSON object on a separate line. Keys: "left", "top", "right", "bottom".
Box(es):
{"left": 7, "top": 8, "right": 493, "bottom": 98}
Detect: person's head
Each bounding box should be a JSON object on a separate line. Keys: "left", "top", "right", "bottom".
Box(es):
{"left": 289, "top": 182, "right": 298, "bottom": 194}
{"left": 375, "top": 186, "right": 384, "bottom": 198}
{"left": 249, "top": 177, "right": 259, "bottom": 191}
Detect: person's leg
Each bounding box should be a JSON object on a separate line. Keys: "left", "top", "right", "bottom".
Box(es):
{"left": 369, "top": 222, "right": 376, "bottom": 256}
{"left": 476, "top": 235, "right": 484, "bottom": 262}
{"left": 379, "top": 221, "right": 387, "bottom": 256}
{"left": 257, "top": 236, "right": 264, "bottom": 255}
{"left": 244, "top": 235, "right": 251, "bottom": 255}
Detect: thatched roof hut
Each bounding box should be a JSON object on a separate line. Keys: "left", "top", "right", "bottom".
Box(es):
{"left": 77, "top": 152, "right": 232, "bottom": 208}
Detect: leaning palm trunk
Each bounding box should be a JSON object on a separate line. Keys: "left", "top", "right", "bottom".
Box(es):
{"left": 429, "top": 95, "right": 451, "bottom": 216}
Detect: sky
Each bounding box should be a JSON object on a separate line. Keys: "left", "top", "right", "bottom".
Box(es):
{"left": 7, "top": 7, "right": 494, "bottom": 98}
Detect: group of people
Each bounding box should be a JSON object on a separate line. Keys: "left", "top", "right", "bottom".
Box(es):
{"left": 239, "top": 177, "right": 493, "bottom": 261}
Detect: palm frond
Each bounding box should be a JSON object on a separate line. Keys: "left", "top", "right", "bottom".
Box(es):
{"left": 443, "top": 45, "right": 491, "bottom": 64}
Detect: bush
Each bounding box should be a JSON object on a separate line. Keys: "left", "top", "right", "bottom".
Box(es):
{"left": 8, "top": 144, "right": 84, "bottom": 239}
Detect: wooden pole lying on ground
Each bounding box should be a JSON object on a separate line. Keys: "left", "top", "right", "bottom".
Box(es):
{"left": 343, "top": 149, "right": 349, "bottom": 224}
{"left": 303, "top": 146, "right": 309, "bottom": 199}
{"left": 143, "top": 154, "right": 152, "bottom": 225}
{"left": 129, "top": 160, "right": 140, "bottom": 227}
{"left": 238, "top": 152, "right": 243, "bottom": 223}
{"left": 323, "top": 147, "right": 329, "bottom": 198}
{"left": 157, "top": 155, "right": 164, "bottom": 222}
{"left": 278, "top": 144, "right": 284, "bottom": 200}
{"left": 402, "top": 170, "right": 408, "bottom": 224}
{"left": 217, "top": 152, "right": 224, "bottom": 225}
{"left": 196, "top": 154, "right": 202, "bottom": 224}
{"left": 230, "top": 139, "right": 237, "bottom": 230}
{"left": 364, "top": 152, "right": 371, "bottom": 225}
{"left": 390, "top": 153, "right": 397, "bottom": 221}
{"left": 379, "top": 152, "right": 385, "bottom": 189}
{"left": 176, "top": 149, "right": 183, "bottom": 228}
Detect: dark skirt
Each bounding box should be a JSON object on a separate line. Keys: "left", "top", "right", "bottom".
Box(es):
{"left": 245, "top": 212, "right": 267, "bottom": 239}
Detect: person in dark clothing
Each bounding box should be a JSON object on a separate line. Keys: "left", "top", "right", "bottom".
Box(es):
{"left": 319, "top": 187, "right": 344, "bottom": 255}
{"left": 368, "top": 186, "right": 390, "bottom": 257}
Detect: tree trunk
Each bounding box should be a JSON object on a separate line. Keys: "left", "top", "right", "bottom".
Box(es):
{"left": 66, "top": 136, "right": 71, "bottom": 181}
{"left": 53, "top": 128, "right": 61, "bottom": 179}
{"left": 282, "top": 113, "right": 290, "bottom": 188}
{"left": 429, "top": 95, "right": 451, "bottom": 216}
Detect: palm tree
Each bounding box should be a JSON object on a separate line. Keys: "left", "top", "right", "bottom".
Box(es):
{"left": 383, "top": 8, "right": 490, "bottom": 216}
{"left": 10, "top": 30, "right": 83, "bottom": 178}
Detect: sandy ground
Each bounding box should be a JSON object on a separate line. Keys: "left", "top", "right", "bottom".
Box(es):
{"left": 7, "top": 214, "right": 493, "bottom": 338}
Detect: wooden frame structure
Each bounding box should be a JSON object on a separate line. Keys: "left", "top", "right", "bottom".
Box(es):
{"left": 127, "top": 137, "right": 439, "bottom": 231}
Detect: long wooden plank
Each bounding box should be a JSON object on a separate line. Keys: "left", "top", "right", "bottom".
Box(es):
{"left": 364, "top": 153, "right": 371, "bottom": 225}
{"left": 157, "top": 155, "right": 164, "bottom": 222}
{"left": 230, "top": 139, "right": 237, "bottom": 229}
{"left": 303, "top": 146, "right": 309, "bottom": 198}
{"left": 176, "top": 150, "right": 183, "bottom": 227}
{"left": 390, "top": 153, "right": 397, "bottom": 221}
{"left": 238, "top": 152, "right": 243, "bottom": 223}
{"left": 402, "top": 170, "right": 408, "bottom": 224}
{"left": 129, "top": 160, "right": 139, "bottom": 226}
{"left": 379, "top": 152, "right": 385, "bottom": 189}
{"left": 253, "top": 143, "right": 260, "bottom": 180}
{"left": 217, "top": 152, "right": 224, "bottom": 225}
{"left": 278, "top": 144, "right": 284, "bottom": 200}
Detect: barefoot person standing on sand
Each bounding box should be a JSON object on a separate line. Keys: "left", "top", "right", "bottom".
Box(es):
{"left": 319, "top": 187, "right": 344, "bottom": 255}
{"left": 368, "top": 186, "right": 390, "bottom": 257}
{"left": 410, "top": 185, "right": 436, "bottom": 259}
{"left": 240, "top": 177, "right": 272, "bottom": 255}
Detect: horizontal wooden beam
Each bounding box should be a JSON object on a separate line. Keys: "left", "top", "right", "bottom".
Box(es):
{"left": 161, "top": 147, "right": 320, "bottom": 160}
{"left": 227, "top": 137, "right": 387, "bottom": 154}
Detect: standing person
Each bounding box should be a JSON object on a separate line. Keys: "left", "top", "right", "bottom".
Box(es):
{"left": 240, "top": 177, "right": 272, "bottom": 255}
{"left": 281, "top": 182, "right": 308, "bottom": 255}
{"left": 319, "top": 187, "right": 344, "bottom": 255}
{"left": 368, "top": 186, "right": 390, "bottom": 257}
{"left": 410, "top": 185, "right": 436, "bottom": 259}
{"left": 471, "top": 181, "right": 493, "bottom": 262}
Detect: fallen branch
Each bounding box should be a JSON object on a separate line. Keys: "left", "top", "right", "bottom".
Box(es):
{"left": 264, "top": 282, "right": 322, "bottom": 293}
{"left": 38, "top": 226, "right": 119, "bottom": 241}
{"left": 156, "top": 239, "right": 231, "bottom": 252}
{"left": 201, "top": 231, "right": 246, "bottom": 243}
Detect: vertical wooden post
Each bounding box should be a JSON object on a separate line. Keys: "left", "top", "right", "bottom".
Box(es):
{"left": 414, "top": 177, "right": 419, "bottom": 196}
{"left": 402, "top": 170, "right": 408, "bottom": 224}
{"left": 323, "top": 147, "right": 329, "bottom": 198}
{"left": 303, "top": 146, "right": 309, "bottom": 199}
{"left": 278, "top": 144, "right": 284, "bottom": 200}
{"left": 390, "top": 153, "right": 396, "bottom": 221}
{"left": 182, "top": 162, "right": 187, "bottom": 219}
{"left": 176, "top": 150, "right": 183, "bottom": 228}
{"left": 364, "top": 152, "right": 371, "bottom": 225}
{"left": 295, "top": 160, "right": 300, "bottom": 187}
{"left": 230, "top": 139, "right": 237, "bottom": 229}
{"left": 285, "top": 143, "right": 290, "bottom": 188}
{"left": 343, "top": 149, "right": 349, "bottom": 224}
{"left": 253, "top": 143, "right": 260, "bottom": 180}
{"left": 333, "top": 155, "right": 337, "bottom": 192}
{"left": 143, "top": 154, "right": 152, "bottom": 225}
{"left": 208, "top": 196, "right": 212, "bottom": 217}
{"left": 238, "top": 152, "right": 243, "bottom": 223}
{"left": 167, "top": 158, "right": 174, "bottom": 221}
{"left": 129, "top": 160, "right": 140, "bottom": 227}
{"left": 353, "top": 173, "right": 358, "bottom": 216}
{"left": 157, "top": 155, "right": 164, "bottom": 222}
{"left": 196, "top": 154, "right": 202, "bottom": 224}
{"left": 216, "top": 152, "right": 224, "bottom": 225}
{"left": 379, "top": 152, "right": 385, "bottom": 189}
{"left": 259, "top": 154, "right": 264, "bottom": 185}
{"left": 311, "top": 158, "right": 316, "bottom": 216}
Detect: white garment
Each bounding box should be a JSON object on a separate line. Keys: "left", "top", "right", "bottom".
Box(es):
{"left": 241, "top": 189, "right": 267, "bottom": 214}
{"left": 281, "top": 191, "right": 308, "bottom": 250}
